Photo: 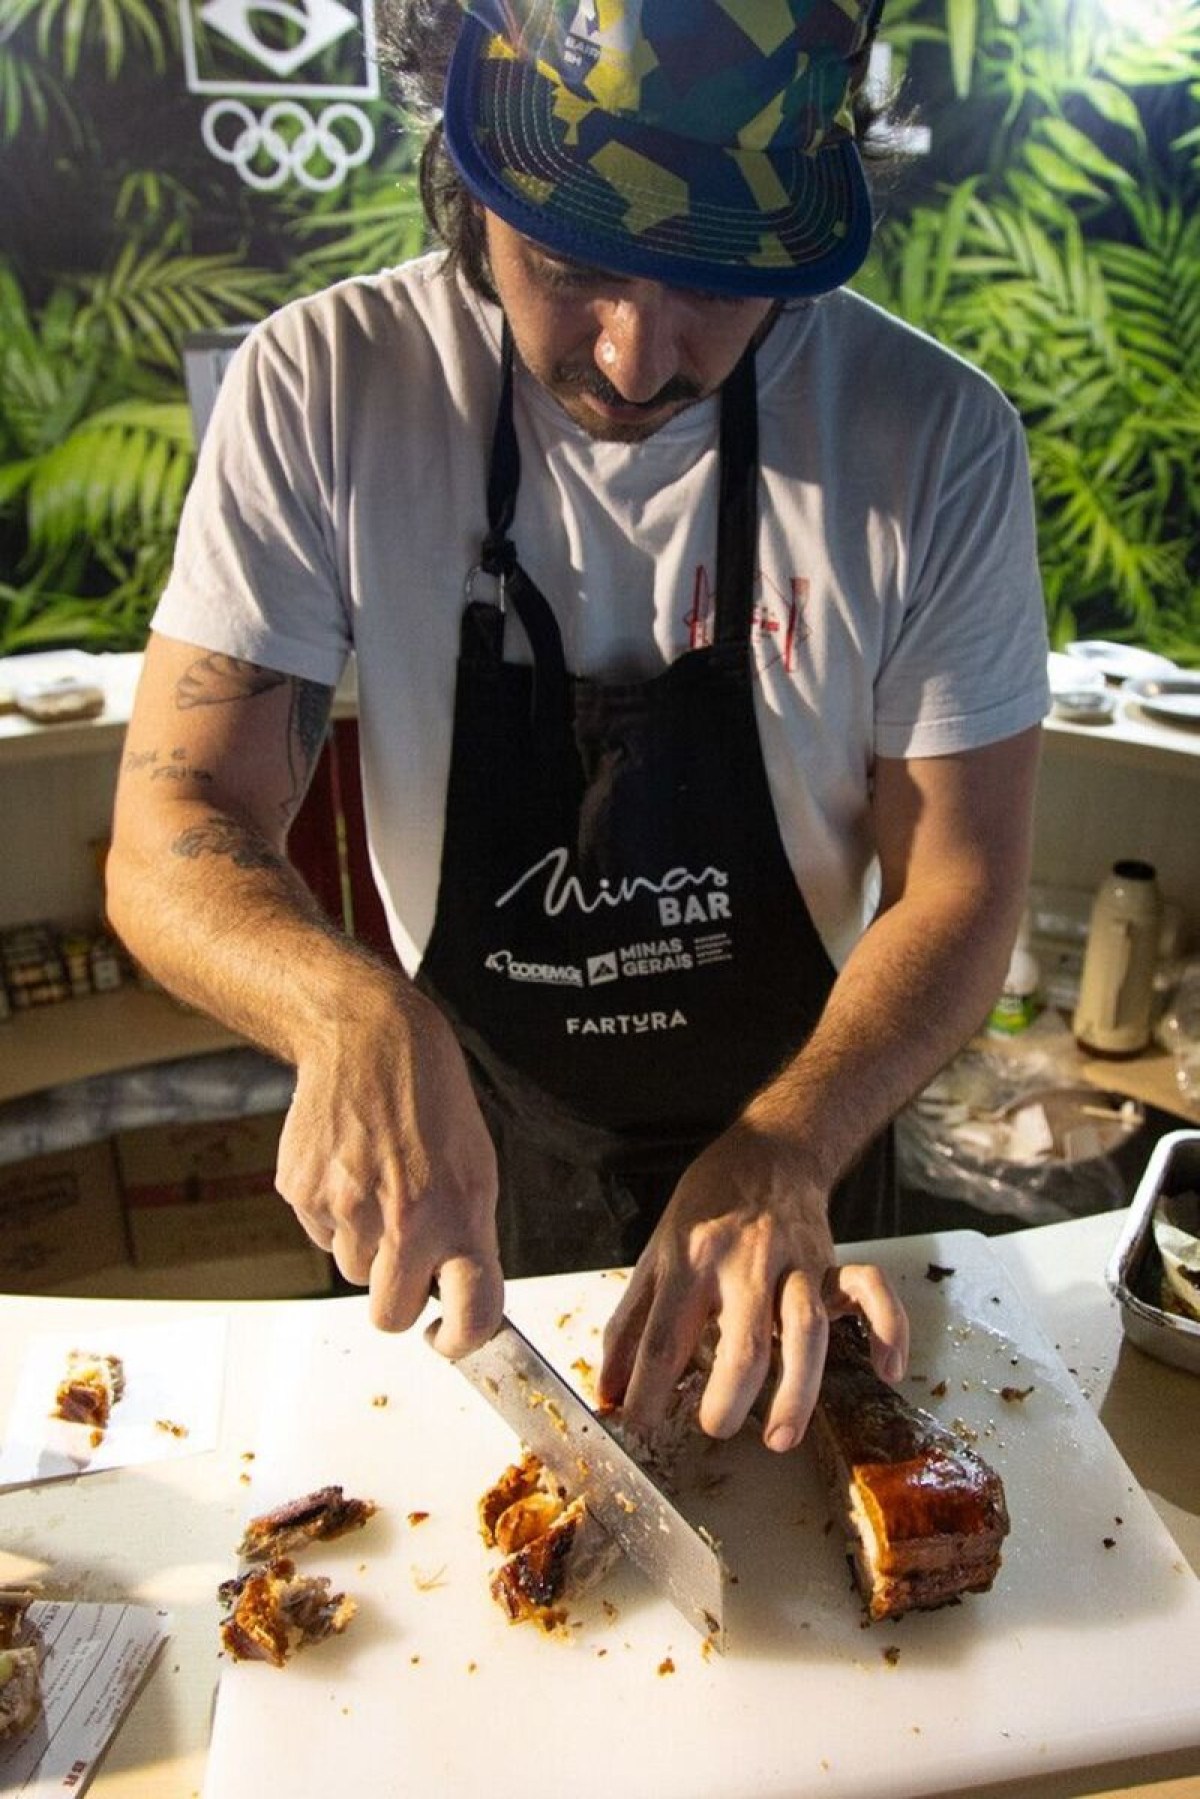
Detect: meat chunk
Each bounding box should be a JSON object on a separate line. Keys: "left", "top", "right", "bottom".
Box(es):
{"left": 218, "top": 1558, "right": 356, "bottom": 1666}
{"left": 237, "top": 1485, "right": 377, "bottom": 1562}
{"left": 52, "top": 1351, "right": 125, "bottom": 1429}
{"left": 811, "top": 1318, "right": 1010, "bottom": 1620}
{"left": 0, "top": 1647, "right": 41, "bottom": 1740}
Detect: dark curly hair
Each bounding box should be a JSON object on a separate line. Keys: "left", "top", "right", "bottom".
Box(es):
{"left": 375, "top": 0, "right": 907, "bottom": 304}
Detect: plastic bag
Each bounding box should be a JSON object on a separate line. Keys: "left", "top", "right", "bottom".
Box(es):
{"left": 896, "top": 1012, "right": 1145, "bottom": 1226}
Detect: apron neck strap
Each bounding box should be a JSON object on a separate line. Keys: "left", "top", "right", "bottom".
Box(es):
{"left": 713, "top": 344, "right": 759, "bottom": 644}
{"left": 483, "top": 321, "right": 760, "bottom": 642}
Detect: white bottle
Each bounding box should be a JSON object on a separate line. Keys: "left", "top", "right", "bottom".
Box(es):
{"left": 1073, "top": 861, "right": 1162, "bottom": 1056}
{"left": 987, "top": 912, "right": 1041, "bottom": 1036}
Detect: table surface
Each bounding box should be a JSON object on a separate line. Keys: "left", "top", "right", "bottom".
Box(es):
{"left": 2, "top": 1211, "right": 1197, "bottom": 1799}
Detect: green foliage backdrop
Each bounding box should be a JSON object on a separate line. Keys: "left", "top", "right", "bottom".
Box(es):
{"left": 0, "top": 0, "right": 1198, "bottom": 662}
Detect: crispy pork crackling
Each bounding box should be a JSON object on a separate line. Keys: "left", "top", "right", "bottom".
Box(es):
{"left": 237, "top": 1486, "right": 378, "bottom": 1561}
{"left": 218, "top": 1560, "right": 357, "bottom": 1667}
{"left": 811, "top": 1317, "right": 1010, "bottom": 1620}
{"left": 52, "top": 1351, "right": 125, "bottom": 1430}
{"left": 220, "top": 1487, "right": 378, "bottom": 1666}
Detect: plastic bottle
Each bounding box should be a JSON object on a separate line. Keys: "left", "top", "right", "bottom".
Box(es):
{"left": 1073, "top": 861, "right": 1162, "bottom": 1056}
{"left": 987, "top": 912, "right": 1041, "bottom": 1036}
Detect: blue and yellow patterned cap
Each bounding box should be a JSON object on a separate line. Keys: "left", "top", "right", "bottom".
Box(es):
{"left": 442, "top": 0, "right": 885, "bottom": 298}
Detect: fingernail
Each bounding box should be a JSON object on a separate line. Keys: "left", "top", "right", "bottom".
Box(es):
{"left": 883, "top": 1350, "right": 904, "bottom": 1382}
{"left": 767, "top": 1425, "right": 797, "bottom": 1453}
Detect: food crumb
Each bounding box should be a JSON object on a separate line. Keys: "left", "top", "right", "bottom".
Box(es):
{"left": 410, "top": 1654, "right": 420, "bottom": 1665}
{"left": 929, "top": 1380, "right": 948, "bottom": 1399}
{"left": 467, "top": 1661, "right": 478, "bottom": 1674}
{"left": 926, "top": 1263, "right": 955, "bottom": 1283}
{"left": 602, "top": 1600, "right": 619, "bottom": 1620}
{"left": 1000, "top": 1385, "right": 1034, "bottom": 1403}
{"left": 658, "top": 1656, "right": 675, "bottom": 1676}
{"left": 596, "top": 1647, "right": 608, "bottom": 1657}
{"left": 883, "top": 1645, "right": 901, "bottom": 1666}
{"left": 155, "top": 1419, "right": 189, "bottom": 1438}
{"left": 240, "top": 1451, "right": 255, "bottom": 1462}
{"left": 412, "top": 1565, "right": 448, "bottom": 1591}
{"left": 407, "top": 1511, "right": 430, "bottom": 1527}
{"left": 238, "top": 1472, "right": 251, "bottom": 1485}
{"left": 371, "top": 1395, "right": 388, "bottom": 1408}
{"left": 1102, "top": 1536, "right": 1117, "bottom": 1550}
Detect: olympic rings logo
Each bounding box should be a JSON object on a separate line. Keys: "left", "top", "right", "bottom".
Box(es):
{"left": 201, "top": 99, "right": 374, "bottom": 191}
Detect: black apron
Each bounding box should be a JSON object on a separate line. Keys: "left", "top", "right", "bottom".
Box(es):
{"left": 416, "top": 329, "right": 896, "bottom": 1275}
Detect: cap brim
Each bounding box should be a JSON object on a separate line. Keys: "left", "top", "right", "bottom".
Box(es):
{"left": 443, "top": 16, "right": 873, "bottom": 300}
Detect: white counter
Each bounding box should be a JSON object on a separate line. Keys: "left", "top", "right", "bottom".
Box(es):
{"left": 1, "top": 1210, "right": 1198, "bottom": 1799}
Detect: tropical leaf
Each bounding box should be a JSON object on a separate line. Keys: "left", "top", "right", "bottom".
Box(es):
{"left": 0, "top": 0, "right": 172, "bottom": 79}
{"left": 70, "top": 246, "right": 282, "bottom": 370}
{"left": 22, "top": 400, "right": 193, "bottom": 557}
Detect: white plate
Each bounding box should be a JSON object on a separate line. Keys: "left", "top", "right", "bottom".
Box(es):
{"left": 1047, "top": 651, "right": 1104, "bottom": 696}
{"left": 1126, "top": 675, "right": 1200, "bottom": 728}
{"left": 1065, "top": 640, "right": 1178, "bottom": 683}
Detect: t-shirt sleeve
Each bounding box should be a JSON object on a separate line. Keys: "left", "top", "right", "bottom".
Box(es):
{"left": 873, "top": 394, "right": 1050, "bottom": 759}
{"left": 153, "top": 311, "right": 352, "bottom": 689}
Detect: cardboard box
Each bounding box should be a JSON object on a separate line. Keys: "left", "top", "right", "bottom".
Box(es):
{"left": 0, "top": 1140, "right": 129, "bottom": 1293}
{"left": 116, "top": 1111, "right": 310, "bottom": 1268}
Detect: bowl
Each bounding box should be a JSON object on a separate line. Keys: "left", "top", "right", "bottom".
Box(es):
{"left": 1106, "top": 1130, "right": 1200, "bottom": 1375}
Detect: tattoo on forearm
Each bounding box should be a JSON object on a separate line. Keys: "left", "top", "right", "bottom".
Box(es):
{"left": 123, "top": 747, "right": 158, "bottom": 773}
{"left": 175, "top": 653, "right": 286, "bottom": 709}
{"left": 284, "top": 678, "right": 333, "bottom": 816}
{"left": 171, "top": 818, "right": 283, "bottom": 871}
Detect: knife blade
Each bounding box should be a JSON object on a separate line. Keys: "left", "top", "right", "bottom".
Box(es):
{"left": 454, "top": 1316, "right": 726, "bottom": 1649}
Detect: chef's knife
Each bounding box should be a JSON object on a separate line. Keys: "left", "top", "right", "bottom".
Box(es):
{"left": 454, "top": 1316, "right": 726, "bottom": 1649}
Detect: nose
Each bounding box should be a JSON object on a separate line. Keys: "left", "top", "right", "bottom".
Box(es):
{"left": 593, "top": 288, "right": 681, "bottom": 403}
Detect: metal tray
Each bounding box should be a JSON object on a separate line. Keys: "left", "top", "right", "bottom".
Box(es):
{"left": 1106, "top": 1129, "right": 1200, "bottom": 1375}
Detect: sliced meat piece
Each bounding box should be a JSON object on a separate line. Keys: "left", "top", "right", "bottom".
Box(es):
{"left": 811, "top": 1317, "right": 1010, "bottom": 1621}
{"left": 52, "top": 1351, "right": 125, "bottom": 1429}
{"left": 0, "top": 1646, "right": 42, "bottom": 1740}
{"left": 236, "top": 1486, "right": 377, "bottom": 1562}
{"left": 218, "top": 1557, "right": 356, "bottom": 1667}
{"left": 489, "top": 1497, "right": 619, "bottom": 1625}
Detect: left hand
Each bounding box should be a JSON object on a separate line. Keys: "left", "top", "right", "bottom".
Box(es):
{"left": 597, "top": 1122, "right": 908, "bottom": 1450}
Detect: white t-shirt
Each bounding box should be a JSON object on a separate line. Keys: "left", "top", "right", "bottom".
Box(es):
{"left": 155, "top": 252, "right": 1049, "bottom": 973}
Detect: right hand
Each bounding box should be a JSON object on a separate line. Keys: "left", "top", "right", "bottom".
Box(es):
{"left": 275, "top": 981, "right": 503, "bottom": 1356}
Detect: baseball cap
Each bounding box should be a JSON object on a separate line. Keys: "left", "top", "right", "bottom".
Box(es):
{"left": 441, "top": 0, "right": 885, "bottom": 299}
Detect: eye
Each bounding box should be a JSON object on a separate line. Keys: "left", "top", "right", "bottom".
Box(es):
{"left": 537, "top": 253, "right": 608, "bottom": 293}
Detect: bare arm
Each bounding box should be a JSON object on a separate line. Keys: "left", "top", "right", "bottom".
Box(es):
{"left": 599, "top": 726, "right": 1043, "bottom": 1446}
{"left": 107, "top": 631, "right": 502, "bottom": 1350}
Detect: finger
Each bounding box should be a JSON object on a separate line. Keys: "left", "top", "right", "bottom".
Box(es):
{"left": 597, "top": 1270, "right": 656, "bottom": 1408}
{"left": 368, "top": 1233, "right": 438, "bottom": 1334}
{"left": 426, "top": 1251, "right": 505, "bottom": 1359}
{"left": 331, "top": 1224, "right": 375, "bottom": 1288}
{"left": 761, "top": 1270, "right": 829, "bottom": 1451}
{"left": 825, "top": 1262, "right": 910, "bottom": 1382}
{"left": 696, "top": 1292, "right": 776, "bottom": 1441}
{"left": 290, "top": 1206, "right": 335, "bottom": 1253}
{"left": 619, "top": 1280, "right": 712, "bottom": 1438}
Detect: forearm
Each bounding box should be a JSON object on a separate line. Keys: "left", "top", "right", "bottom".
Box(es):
{"left": 106, "top": 795, "right": 409, "bottom": 1067}
{"left": 741, "top": 878, "right": 1018, "bottom": 1190}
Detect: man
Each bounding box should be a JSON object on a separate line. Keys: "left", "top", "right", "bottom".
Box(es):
{"left": 107, "top": 0, "right": 1048, "bottom": 1455}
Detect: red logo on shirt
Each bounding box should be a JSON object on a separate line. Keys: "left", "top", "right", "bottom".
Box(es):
{"left": 683, "top": 567, "right": 809, "bottom": 672}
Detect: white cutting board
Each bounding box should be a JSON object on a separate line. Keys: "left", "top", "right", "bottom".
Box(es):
{"left": 204, "top": 1232, "right": 1200, "bottom": 1799}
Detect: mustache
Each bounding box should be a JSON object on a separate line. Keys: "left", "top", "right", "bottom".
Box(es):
{"left": 551, "top": 364, "right": 704, "bottom": 410}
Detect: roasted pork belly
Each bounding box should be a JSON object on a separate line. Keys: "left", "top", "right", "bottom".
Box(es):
{"left": 811, "top": 1317, "right": 1010, "bottom": 1621}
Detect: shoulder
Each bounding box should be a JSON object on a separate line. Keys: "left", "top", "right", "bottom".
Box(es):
{"left": 770, "top": 288, "right": 1021, "bottom": 433}
{"left": 238, "top": 252, "right": 493, "bottom": 390}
